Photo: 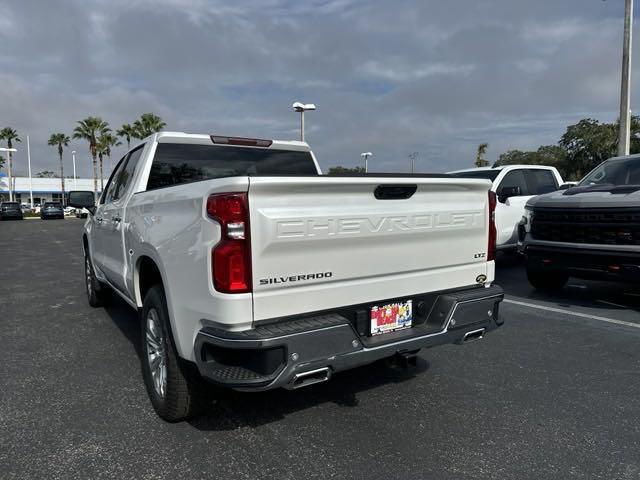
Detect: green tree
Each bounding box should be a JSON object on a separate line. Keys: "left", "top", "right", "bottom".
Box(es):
{"left": 495, "top": 145, "right": 568, "bottom": 176}
{"left": 475, "top": 142, "right": 489, "bottom": 167}
{"left": 48, "top": 133, "right": 70, "bottom": 203}
{"left": 96, "top": 132, "right": 122, "bottom": 189}
{"left": 559, "top": 118, "right": 617, "bottom": 180}
{"left": 73, "top": 117, "right": 110, "bottom": 197}
{"left": 0, "top": 154, "right": 5, "bottom": 172}
{"left": 133, "top": 113, "right": 166, "bottom": 138}
{"left": 326, "top": 166, "right": 366, "bottom": 175}
{"left": 116, "top": 123, "right": 136, "bottom": 150}
{"left": 0, "top": 127, "right": 21, "bottom": 201}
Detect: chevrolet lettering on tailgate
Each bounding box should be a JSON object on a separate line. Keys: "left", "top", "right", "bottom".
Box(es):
{"left": 274, "top": 212, "right": 484, "bottom": 239}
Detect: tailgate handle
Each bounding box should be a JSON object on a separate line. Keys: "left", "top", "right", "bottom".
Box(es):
{"left": 374, "top": 184, "right": 417, "bottom": 200}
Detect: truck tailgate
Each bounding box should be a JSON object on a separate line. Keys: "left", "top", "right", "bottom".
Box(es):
{"left": 248, "top": 176, "right": 492, "bottom": 322}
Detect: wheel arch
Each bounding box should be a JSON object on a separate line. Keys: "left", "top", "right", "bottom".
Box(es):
{"left": 135, "top": 255, "right": 165, "bottom": 308}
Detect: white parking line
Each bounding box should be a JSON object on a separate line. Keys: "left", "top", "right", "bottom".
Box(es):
{"left": 596, "top": 299, "right": 628, "bottom": 309}
{"left": 504, "top": 297, "right": 640, "bottom": 329}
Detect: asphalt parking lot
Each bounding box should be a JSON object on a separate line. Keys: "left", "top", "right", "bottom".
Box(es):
{"left": 1, "top": 219, "right": 639, "bottom": 480}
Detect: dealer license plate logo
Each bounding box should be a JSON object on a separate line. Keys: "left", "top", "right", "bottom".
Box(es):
{"left": 370, "top": 300, "right": 413, "bottom": 336}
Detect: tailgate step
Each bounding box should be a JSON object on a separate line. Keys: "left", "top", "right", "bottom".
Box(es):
{"left": 202, "top": 313, "right": 349, "bottom": 341}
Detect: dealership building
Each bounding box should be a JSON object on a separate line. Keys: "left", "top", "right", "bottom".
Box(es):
{"left": 0, "top": 174, "right": 104, "bottom": 204}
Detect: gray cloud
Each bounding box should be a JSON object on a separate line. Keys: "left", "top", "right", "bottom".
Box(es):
{"left": 0, "top": 0, "right": 636, "bottom": 177}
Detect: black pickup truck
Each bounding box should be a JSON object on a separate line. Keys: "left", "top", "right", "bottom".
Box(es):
{"left": 519, "top": 154, "right": 640, "bottom": 290}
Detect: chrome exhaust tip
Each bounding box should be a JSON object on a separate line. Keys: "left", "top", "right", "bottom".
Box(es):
{"left": 290, "top": 367, "right": 331, "bottom": 389}
{"left": 462, "top": 328, "right": 485, "bottom": 343}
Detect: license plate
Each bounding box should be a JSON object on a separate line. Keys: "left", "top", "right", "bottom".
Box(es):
{"left": 370, "top": 300, "right": 413, "bottom": 336}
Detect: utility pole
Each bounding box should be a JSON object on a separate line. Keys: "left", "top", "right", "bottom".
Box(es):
{"left": 618, "top": 0, "right": 634, "bottom": 156}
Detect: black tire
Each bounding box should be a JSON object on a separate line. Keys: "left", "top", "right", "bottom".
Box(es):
{"left": 84, "top": 250, "right": 109, "bottom": 307}
{"left": 526, "top": 266, "right": 568, "bottom": 292}
{"left": 140, "top": 285, "right": 209, "bottom": 422}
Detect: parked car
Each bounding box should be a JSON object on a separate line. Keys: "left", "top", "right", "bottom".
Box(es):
{"left": 40, "top": 202, "right": 65, "bottom": 220}
{"left": 0, "top": 201, "right": 24, "bottom": 220}
{"left": 68, "top": 132, "right": 504, "bottom": 422}
{"left": 449, "top": 165, "right": 564, "bottom": 251}
{"left": 520, "top": 154, "right": 640, "bottom": 290}
{"left": 75, "top": 207, "right": 88, "bottom": 218}
{"left": 64, "top": 206, "right": 76, "bottom": 216}
{"left": 20, "top": 204, "right": 33, "bottom": 214}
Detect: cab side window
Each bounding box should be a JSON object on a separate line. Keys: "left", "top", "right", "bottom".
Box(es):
{"left": 526, "top": 169, "right": 558, "bottom": 195}
{"left": 100, "top": 154, "right": 129, "bottom": 205}
{"left": 497, "top": 170, "right": 529, "bottom": 196}
{"left": 112, "top": 146, "right": 144, "bottom": 201}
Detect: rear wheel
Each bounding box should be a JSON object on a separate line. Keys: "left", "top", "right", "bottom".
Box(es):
{"left": 84, "top": 250, "right": 109, "bottom": 307}
{"left": 526, "top": 266, "right": 568, "bottom": 292}
{"left": 140, "top": 285, "right": 209, "bottom": 422}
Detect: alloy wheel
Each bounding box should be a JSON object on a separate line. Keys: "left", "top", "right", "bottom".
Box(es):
{"left": 145, "top": 308, "right": 167, "bottom": 398}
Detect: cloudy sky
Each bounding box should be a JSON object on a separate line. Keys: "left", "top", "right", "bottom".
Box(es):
{"left": 0, "top": 0, "right": 637, "bottom": 177}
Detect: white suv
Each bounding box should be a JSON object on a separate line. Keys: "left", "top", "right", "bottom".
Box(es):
{"left": 449, "top": 165, "right": 564, "bottom": 250}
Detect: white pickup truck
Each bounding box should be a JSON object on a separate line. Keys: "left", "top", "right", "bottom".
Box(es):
{"left": 449, "top": 165, "right": 564, "bottom": 250}
{"left": 68, "top": 132, "right": 504, "bottom": 421}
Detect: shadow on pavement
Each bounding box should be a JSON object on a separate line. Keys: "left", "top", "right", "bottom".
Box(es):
{"left": 189, "top": 357, "right": 430, "bottom": 432}
{"left": 102, "top": 292, "right": 431, "bottom": 430}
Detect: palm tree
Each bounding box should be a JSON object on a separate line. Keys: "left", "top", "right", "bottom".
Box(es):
{"left": 116, "top": 123, "right": 136, "bottom": 150}
{"left": 133, "top": 113, "right": 166, "bottom": 139}
{"left": 73, "top": 117, "right": 110, "bottom": 198}
{"left": 0, "top": 127, "right": 21, "bottom": 201}
{"left": 97, "top": 132, "right": 122, "bottom": 187}
{"left": 475, "top": 142, "right": 490, "bottom": 168}
{"left": 48, "top": 133, "right": 70, "bottom": 204}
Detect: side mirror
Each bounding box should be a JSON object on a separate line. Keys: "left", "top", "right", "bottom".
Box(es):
{"left": 497, "top": 186, "right": 521, "bottom": 203}
{"left": 67, "top": 191, "right": 96, "bottom": 215}
{"left": 558, "top": 183, "right": 574, "bottom": 190}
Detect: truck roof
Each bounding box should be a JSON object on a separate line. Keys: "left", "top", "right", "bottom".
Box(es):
{"left": 146, "top": 131, "right": 312, "bottom": 152}
{"left": 448, "top": 164, "right": 558, "bottom": 174}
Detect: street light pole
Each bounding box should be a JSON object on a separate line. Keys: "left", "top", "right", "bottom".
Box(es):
{"left": 618, "top": 0, "right": 634, "bottom": 156}
{"left": 408, "top": 152, "right": 418, "bottom": 174}
{"left": 360, "top": 152, "right": 372, "bottom": 172}
{"left": 27, "top": 135, "right": 33, "bottom": 208}
{"left": 72, "top": 150, "right": 77, "bottom": 189}
{"left": 292, "top": 102, "right": 316, "bottom": 142}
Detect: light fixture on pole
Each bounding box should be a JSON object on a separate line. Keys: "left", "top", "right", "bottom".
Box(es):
{"left": 0, "top": 147, "right": 17, "bottom": 201}
{"left": 292, "top": 102, "right": 316, "bottom": 142}
{"left": 360, "top": 152, "right": 372, "bottom": 173}
{"left": 72, "top": 150, "right": 77, "bottom": 189}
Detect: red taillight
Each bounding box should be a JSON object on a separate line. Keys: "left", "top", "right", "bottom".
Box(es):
{"left": 487, "top": 190, "right": 497, "bottom": 261}
{"left": 207, "top": 193, "right": 252, "bottom": 293}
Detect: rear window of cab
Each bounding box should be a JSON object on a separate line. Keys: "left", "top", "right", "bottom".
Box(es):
{"left": 146, "top": 143, "right": 318, "bottom": 191}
